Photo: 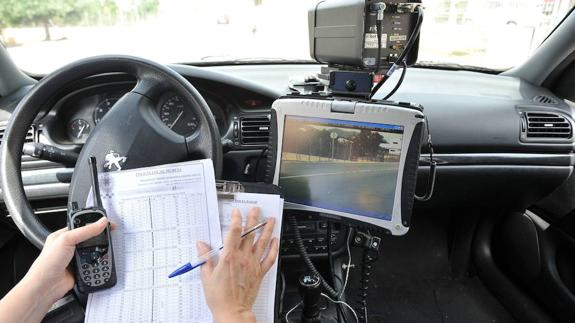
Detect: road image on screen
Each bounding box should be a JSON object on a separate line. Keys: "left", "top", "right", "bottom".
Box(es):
{"left": 279, "top": 116, "right": 404, "bottom": 220}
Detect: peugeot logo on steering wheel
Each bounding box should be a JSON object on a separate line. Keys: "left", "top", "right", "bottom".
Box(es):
{"left": 103, "top": 150, "right": 127, "bottom": 172}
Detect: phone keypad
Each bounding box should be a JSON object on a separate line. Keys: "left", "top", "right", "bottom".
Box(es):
{"left": 80, "top": 254, "right": 112, "bottom": 287}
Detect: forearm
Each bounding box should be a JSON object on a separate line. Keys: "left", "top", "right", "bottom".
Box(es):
{"left": 214, "top": 310, "right": 257, "bottom": 323}
{"left": 0, "top": 275, "right": 54, "bottom": 323}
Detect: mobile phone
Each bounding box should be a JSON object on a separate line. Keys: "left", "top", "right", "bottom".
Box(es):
{"left": 69, "top": 156, "right": 117, "bottom": 293}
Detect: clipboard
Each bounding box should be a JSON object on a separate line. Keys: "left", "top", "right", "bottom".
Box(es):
{"left": 215, "top": 180, "right": 284, "bottom": 323}
{"left": 216, "top": 180, "right": 283, "bottom": 199}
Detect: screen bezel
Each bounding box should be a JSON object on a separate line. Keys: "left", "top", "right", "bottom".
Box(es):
{"left": 271, "top": 98, "right": 423, "bottom": 235}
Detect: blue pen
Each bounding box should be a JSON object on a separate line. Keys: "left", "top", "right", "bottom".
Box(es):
{"left": 168, "top": 221, "right": 268, "bottom": 278}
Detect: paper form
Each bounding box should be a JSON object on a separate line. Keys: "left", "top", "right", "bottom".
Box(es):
{"left": 217, "top": 192, "right": 284, "bottom": 323}
{"left": 85, "top": 160, "right": 221, "bottom": 323}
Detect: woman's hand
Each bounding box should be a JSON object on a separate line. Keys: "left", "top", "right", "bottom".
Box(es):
{"left": 0, "top": 217, "right": 110, "bottom": 323}
{"left": 197, "top": 207, "right": 279, "bottom": 323}
{"left": 27, "top": 216, "right": 110, "bottom": 304}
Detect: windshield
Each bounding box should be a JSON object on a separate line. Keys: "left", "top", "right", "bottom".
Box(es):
{"left": 0, "top": 0, "right": 572, "bottom": 74}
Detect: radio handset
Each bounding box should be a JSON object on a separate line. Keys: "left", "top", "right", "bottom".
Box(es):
{"left": 69, "top": 156, "right": 117, "bottom": 293}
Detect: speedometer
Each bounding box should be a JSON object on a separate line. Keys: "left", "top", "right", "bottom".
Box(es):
{"left": 159, "top": 95, "right": 199, "bottom": 135}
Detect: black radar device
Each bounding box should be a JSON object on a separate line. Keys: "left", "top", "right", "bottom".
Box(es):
{"left": 309, "top": 0, "right": 421, "bottom": 70}
{"left": 69, "top": 156, "right": 116, "bottom": 293}
{"left": 305, "top": 0, "right": 424, "bottom": 99}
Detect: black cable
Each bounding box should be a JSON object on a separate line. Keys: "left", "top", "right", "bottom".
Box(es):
{"left": 382, "top": 60, "right": 407, "bottom": 100}
{"left": 356, "top": 249, "right": 377, "bottom": 323}
{"left": 369, "top": 70, "right": 391, "bottom": 100}
{"left": 288, "top": 216, "right": 339, "bottom": 299}
{"left": 414, "top": 144, "right": 436, "bottom": 202}
{"left": 374, "top": 17, "right": 384, "bottom": 74}
{"left": 327, "top": 223, "right": 335, "bottom": 282}
{"left": 252, "top": 147, "right": 268, "bottom": 182}
{"left": 415, "top": 115, "right": 436, "bottom": 202}
{"left": 333, "top": 273, "right": 343, "bottom": 286}
{"left": 394, "top": 7, "right": 424, "bottom": 67}
{"left": 370, "top": 7, "right": 424, "bottom": 99}
{"left": 279, "top": 271, "right": 286, "bottom": 316}
{"left": 326, "top": 223, "right": 339, "bottom": 320}
{"left": 327, "top": 223, "right": 349, "bottom": 323}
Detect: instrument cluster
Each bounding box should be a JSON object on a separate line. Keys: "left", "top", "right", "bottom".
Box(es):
{"left": 56, "top": 88, "right": 229, "bottom": 144}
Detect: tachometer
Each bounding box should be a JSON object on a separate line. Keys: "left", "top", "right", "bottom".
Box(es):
{"left": 68, "top": 119, "right": 91, "bottom": 140}
{"left": 94, "top": 97, "right": 119, "bottom": 124}
{"left": 159, "top": 95, "right": 199, "bottom": 135}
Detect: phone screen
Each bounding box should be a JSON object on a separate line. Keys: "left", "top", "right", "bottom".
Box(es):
{"left": 72, "top": 211, "right": 109, "bottom": 249}
{"left": 78, "top": 229, "right": 109, "bottom": 248}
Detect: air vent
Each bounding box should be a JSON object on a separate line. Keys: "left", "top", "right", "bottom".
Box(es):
{"left": 240, "top": 115, "right": 270, "bottom": 145}
{"left": 533, "top": 95, "right": 558, "bottom": 105}
{"left": 0, "top": 125, "right": 36, "bottom": 144}
{"left": 524, "top": 112, "right": 572, "bottom": 139}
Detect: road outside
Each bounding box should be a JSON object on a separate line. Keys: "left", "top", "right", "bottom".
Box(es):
{"left": 280, "top": 160, "right": 399, "bottom": 220}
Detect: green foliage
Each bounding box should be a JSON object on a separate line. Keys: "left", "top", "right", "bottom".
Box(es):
{"left": 0, "top": 0, "right": 160, "bottom": 41}
{"left": 137, "top": 0, "right": 159, "bottom": 19}
{"left": 77, "top": 0, "right": 118, "bottom": 26}
{"left": 0, "top": 0, "right": 159, "bottom": 29}
{"left": 0, "top": 0, "right": 76, "bottom": 27}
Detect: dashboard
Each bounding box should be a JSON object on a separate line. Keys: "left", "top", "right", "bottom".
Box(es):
{"left": 1, "top": 63, "right": 574, "bottom": 214}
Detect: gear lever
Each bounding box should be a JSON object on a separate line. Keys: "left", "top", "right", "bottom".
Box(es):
{"left": 298, "top": 272, "right": 322, "bottom": 323}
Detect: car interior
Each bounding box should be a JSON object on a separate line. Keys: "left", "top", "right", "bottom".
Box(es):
{"left": 1, "top": 0, "right": 575, "bottom": 322}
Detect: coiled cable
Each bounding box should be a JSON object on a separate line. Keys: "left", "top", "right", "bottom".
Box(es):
{"left": 356, "top": 248, "right": 377, "bottom": 322}
{"left": 288, "top": 215, "right": 339, "bottom": 299}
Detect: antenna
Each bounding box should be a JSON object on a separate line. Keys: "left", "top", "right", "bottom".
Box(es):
{"left": 89, "top": 156, "right": 103, "bottom": 209}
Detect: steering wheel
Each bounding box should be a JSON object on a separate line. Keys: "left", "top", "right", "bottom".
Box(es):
{"left": 0, "top": 56, "right": 223, "bottom": 249}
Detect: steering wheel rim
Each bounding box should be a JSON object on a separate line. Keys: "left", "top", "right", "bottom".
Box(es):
{"left": 0, "top": 55, "right": 222, "bottom": 249}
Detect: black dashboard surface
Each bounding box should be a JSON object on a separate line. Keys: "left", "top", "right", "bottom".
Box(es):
{"left": 209, "top": 64, "right": 575, "bottom": 154}
{"left": 0, "top": 63, "right": 573, "bottom": 211}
